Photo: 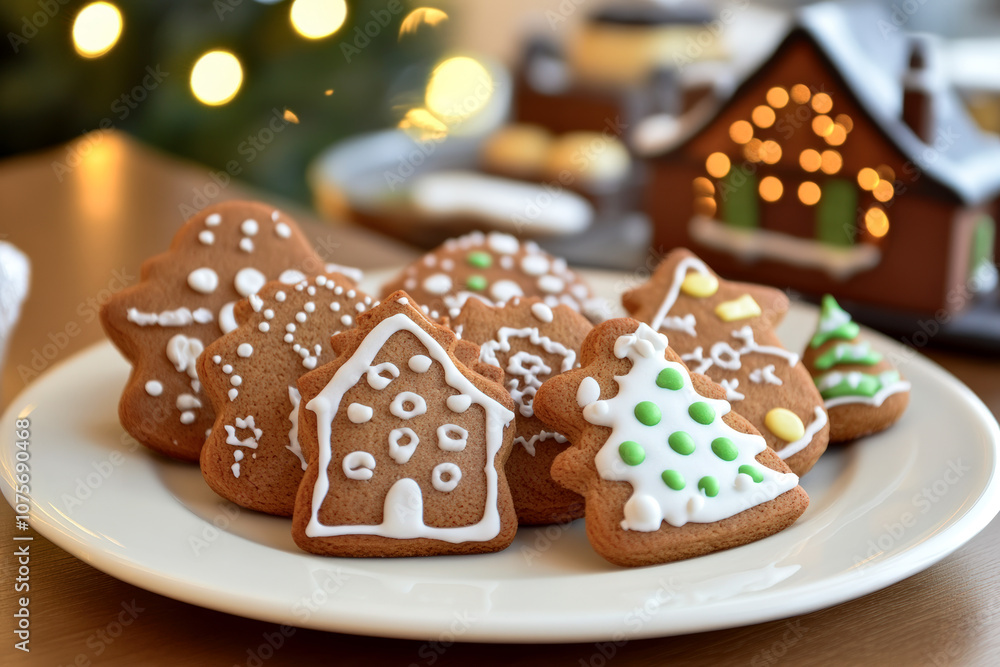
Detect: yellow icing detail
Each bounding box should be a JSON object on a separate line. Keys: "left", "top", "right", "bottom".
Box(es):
{"left": 715, "top": 294, "right": 762, "bottom": 321}
{"left": 681, "top": 273, "right": 719, "bottom": 299}
{"left": 765, "top": 408, "right": 805, "bottom": 443}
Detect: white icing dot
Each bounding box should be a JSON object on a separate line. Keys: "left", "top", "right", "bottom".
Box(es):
{"left": 538, "top": 275, "right": 565, "bottom": 294}
{"left": 390, "top": 391, "right": 427, "bottom": 419}
{"left": 446, "top": 394, "right": 472, "bottom": 413}
{"left": 230, "top": 375, "right": 242, "bottom": 386}
{"left": 577, "top": 376, "right": 601, "bottom": 407}
{"left": 355, "top": 302, "right": 366, "bottom": 313}
{"left": 436, "top": 424, "right": 468, "bottom": 452}
{"left": 222, "top": 364, "right": 233, "bottom": 374}
{"left": 422, "top": 273, "right": 452, "bottom": 295}
{"left": 531, "top": 302, "right": 554, "bottom": 323}
{"left": 342, "top": 451, "right": 376, "bottom": 481}
{"left": 180, "top": 411, "right": 195, "bottom": 424}
{"left": 488, "top": 232, "right": 520, "bottom": 254}
{"left": 329, "top": 302, "right": 341, "bottom": 312}
{"left": 521, "top": 254, "right": 550, "bottom": 276}
{"left": 187, "top": 268, "right": 219, "bottom": 294}
{"left": 241, "top": 219, "right": 259, "bottom": 236}
{"left": 198, "top": 230, "right": 215, "bottom": 245}
{"left": 347, "top": 403, "right": 374, "bottom": 423}
{"left": 234, "top": 267, "right": 267, "bottom": 297}
{"left": 275, "top": 291, "right": 286, "bottom": 302}
{"left": 279, "top": 269, "right": 307, "bottom": 284}
{"left": 286, "top": 323, "right": 296, "bottom": 333}
{"left": 304, "top": 302, "right": 316, "bottom": 313}
{"left": 432, "top": 462, "right": 462, "bottom": 492}
{"left": 258, "top": 322, "right": 270, "bottom": 332}
{"left": 500, "top": 255, "right": 514, "bottom": 269}
{"left": 144, "top": 380, "right": 163, "bottom": 396}
{"left": 212, "top": 355, "right": 222, "bottom": 364}
{"left": 237, "top": 343, "right": 253, "bottom": 358}
{"left": 219, "top": 301, "right": 238, "bottom": 334}
{"left": 296, "top": 312, "right": 307, "bottom": 323}
{"left": 284, "top": 333, "right": 294, "bottom": 343}
{"left": 228, "top": 388, "right": 238, "bottom": 401}
{"left": 408, "top": 355, "right": 432, "bottom": 373}
{"left": 205, "top": 213, "right": 221, "bottom": 226}
{"left": 341, "top": 315, "right": 353, "bottom": 327}
{"left": 248, "top": 294, "right": 264, "bottom": 312}
{"left": 240, "top": 238, "right": 254, "bottom": 253}
{"left": 176, "top": 393, "right": 202, "bottom": 410}
{"left": 490, "top": 280, "right": 524, "bottom": 302}
{"left": 440, "top": 259, "right": 455, "bottom": 271}
{"left": 233, "top": 450, "right": 244, "bottom": 462}
{"left": 275, "top": 222, "right": 291, "bottom": 238}
{"left": 347, "top": 290, "right": 356, "bottom": 298}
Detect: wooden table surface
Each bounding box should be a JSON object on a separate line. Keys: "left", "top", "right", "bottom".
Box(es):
{"left": 2, "top": 134, "right": 999, "bottom": 666}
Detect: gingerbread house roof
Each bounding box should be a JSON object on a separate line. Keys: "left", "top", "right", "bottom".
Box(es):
{"left": 636, "top": 1, "right": 1000, "bottom": 205}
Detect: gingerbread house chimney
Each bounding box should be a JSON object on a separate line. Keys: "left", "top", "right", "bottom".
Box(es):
{"left": 901, "top": 35, "right": 939, "bottom": 143}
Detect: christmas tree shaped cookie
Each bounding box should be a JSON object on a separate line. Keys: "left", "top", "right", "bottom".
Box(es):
{"left": 99, "top": 201, "right": 334, "bottom": 461}
{"left": 534, "top": 319, "right": 809, "bottom": 567}
{"left": 453, "top": 297, "right": 592, "bottom": 525}
{"left": 198, "top": 273, "right": 373, "bottom": 516}
{"left": 292, "top": 291, "right": 518, "bottom": 557}
{"left": 803, "top": 296, "right": 910, "bottom": 442}
{"left": 624, "top": 249, "right": 828, "bottom": 475}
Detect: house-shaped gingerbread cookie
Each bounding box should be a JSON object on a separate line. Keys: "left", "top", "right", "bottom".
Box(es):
{"left": 198, "top": 273, "right": 374, "bottom": 516}
{"left": 292, "top": 291, "right": 518, "bottom": 557}
{"left": 534, "top": 319, "right": 809, "bottom": 567}
{"left": 625, "top": 249, "right": 829, "bottom": 475}
{"left": 802, "top": 295, "right": 910, "bottom": 442}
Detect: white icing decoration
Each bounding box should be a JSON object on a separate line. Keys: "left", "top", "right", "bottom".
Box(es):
{"left": 343, "top": 451, "right": 376, "bottom": 481}
{"left": 241, "top": 219, "right": 259, "bottom": 236}
{"left": 749, "top": 365, "right": 783, "bottom": 386}
{"left": 487, "top": 232, "right": 520, "bottom": 254}
{"left": 275, "top": 291, "right": 286, "bottom": 302}
{"left": 388, "top": 428, "right": 419, "bottom": 464}
{"left": 821, "top": 372, "right": 911, "bottom": 409}
{"left": 222, "top": 364, "right": 233, "bottom": 374}
{"left": 680, "top": 327, "right": 798, "bottom": 391}
{"left": 248, "top": 294, "right": 263, "bottom": 312}
{"left": 287, "top": 386, "right": 307, "bottom": 470}
{"left": 446, "top": 394, "right": 472, "bottom": 412}
{"left": 198, "top": 230, "right": 214, "bottom": 245}
{"left": 586, "top": 324, "right": 798, "bottom": 529}
{"left": 432, "top": 462, "right": 462, "bottom": 493}
{"left": 347, "top": 403, "right": 374, "bottom": 423}
{"left": 521, "top": 255, "right": 550, "bottom": 276}
{"left": 145, "top": 380, "right": 163, "bottom": 396}
{"left": 390, "top": 391, "right": 427, "bottom": 420}
{"left": 225, "top": 416, "right": 262, "bottom": 448}
{"left": 479, "top": 327, "right": 575, "bottom": 419}
{"left": 776, "top": 406, "right": 828, "bottom": 460}
{"left": 127, "top": 307, "right": 213, "bottom": 326}
{"left": 237, "top": 343, "right": 253, "bottom": 358}
{"left": 577, "top": 376, "right": 601, "bottom": 407}
{"left": 275, "top": 222, "right": 292, "bottom": 238}
{"left": 500, "top": 256, "right": 514, "bottom": 269}
{"left": 234, "top": 268, "right": 267, "bottom": 297}
{"left": 366, "top": 362, "right": 400, "bottom": 390}
{"left": 341, "top": 315, "right": 353, "bottom": 327}
{"left": 490, "top": 280, "right": 524, "bottom": 302}
{"left": 176, "top": 393, "right": 202, "bottom": 410}
{"left": 228, "top": 388, "right": 238, "bottom": 401}
{"left": 279, "top": 269, "right": 307, "bottom": 284}
{"left": 165, "top": 334, "right": 203, "bottom": 379}
{"left": 422, "top": 273, "right": 452, "bottom": 295}
{"left": 180, "top": 411, "right": 195, "bottom": 424}
{"left": 514, "top": 430, "right": 567, "bottom": 456}
{"left": 304, "top": 312, "right": 514, "bottom": 542}
{"left": 649, "top": 256, "right": 717, "bottom": 337}
{"left": 205, "top": 213, "right": 221, "bottom": 226}
{"left": 408, "top": 355, "right": 432, "bottom": 373}
{"left": 240, "top": 238, "right": 254, "bottom": 253}
{"left": 537, "top": 275, "right": 565, "bottom": 294}
{"left": 230, "top": 375, "right": 242, "bottom": 386}
{"left": 219, "top": 301, "right": 238, "bottom": 334}
{"left": 719, "top": 378, "right": 745, "bottom": 402}
{"left": 436, "top": 424, "right": 468, "bottom": 452}
{"left": 530, "top": 302, "right": 554, "bottom": 323}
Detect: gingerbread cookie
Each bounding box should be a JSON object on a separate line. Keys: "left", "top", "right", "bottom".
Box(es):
{"left": 381, "top": 231, "right": 599, "bottom": 320}
{"left": 452, "top": 297, "right": 592, "bottom": 525}
{"left": 803, "top": 295, "right": 910, "bottom": 442}
{"left": 533, "top": 319, "right": 809, "bottom": 567}
{"left": 292, "top": 291, "right": 518, "bottom": 557}
{"left": 198, "top": 273, "right": 373, "bottom": 516}
{"left": 100, "top": 201, "right": 335, "bottom": 461}
{"left": 623, "top": 249, "right": 829, "bottom": 475}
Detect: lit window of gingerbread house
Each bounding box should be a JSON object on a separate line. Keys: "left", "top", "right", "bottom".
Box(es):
{"left": 639, "top": 3, "right": 1000, "bottom": 316}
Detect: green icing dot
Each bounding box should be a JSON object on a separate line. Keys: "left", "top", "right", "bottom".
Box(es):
{"left": 656, "top": 368, "right": 684, "bottom": 390}
{"left": 618, "top": 441, "right": 646, "bottom": 466}
{"left": 738, "top": 465, "right": 763, "bottom": 483}
{"left": 698, "top": 476, "right": 720, "bottom": 497}
{"left": 711, "top": 437, "right": 738, "bottom": 461}
{"left": 467, "top": 251, "right": 492, "bottom": 268}
{"left": 668, "top": 431, "right": 695, "bottom": 455}
{"left": 466, "top": 275, "right": 488, "bottom": 291}
{"left": 661, "top": 470, "right": 685, "bottom": 490}
{"left": 635, "top": 401, "right": 661, "bottom": 426}
{"left": 688, "top": 402, "right": 715, "bottom": 425}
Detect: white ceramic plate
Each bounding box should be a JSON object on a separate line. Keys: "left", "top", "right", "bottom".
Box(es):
{"left": 2, "top": 270, "right": 999, "bottom": 643}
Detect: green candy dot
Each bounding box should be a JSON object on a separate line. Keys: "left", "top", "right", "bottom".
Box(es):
{"left": 467, "top": 251, "right": 492, "bottom": 268}
{"left": 689, "top": 401, "right": 715, "bottom": 425}
{"left": 466, "top": 275, "right": 488, "bottom": 291}
{"left": 634, "top": 401, "right": 661, "bottom": 426}
{"left": 698, "top": 476, "right": 720, "bottom": 497}
{"left": 656, "top": 368, "right": 684, "bottom": 390}
{"left": 668, "top": 431, "right": 695, "bottom": 455}
{"left": 618, "top": 441, "right": 646, "bottom": 466}
{"left": 661, "top": 470, "right": 685, "bottom": 490}
{"left": 711, "top": 437, "right": 738, "bottom": 461}
{"left": 738, "top": 465, "right": 763, "bottom": 483}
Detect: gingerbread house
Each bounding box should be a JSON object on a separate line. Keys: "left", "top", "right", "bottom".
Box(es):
{"left": 638, "top": 2, "right": 1000, "bottom": 316}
